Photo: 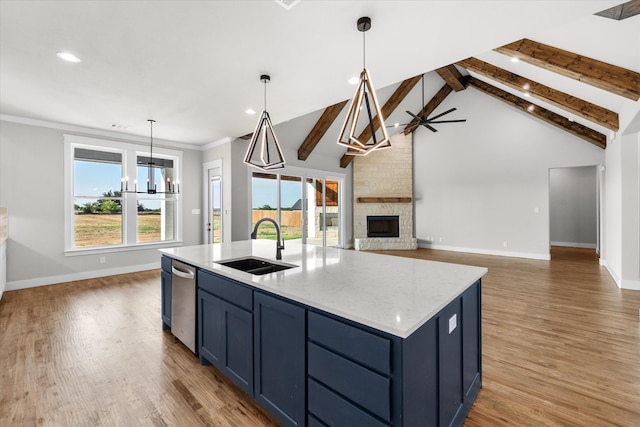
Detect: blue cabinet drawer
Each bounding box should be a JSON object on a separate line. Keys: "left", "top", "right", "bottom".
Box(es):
{"left": 161, "top": 255, "right": 172, "bottom": 273}
{"left": 308, "top": 378, "right": 389, "bottom": 427}
{"left": 197, "top": 270, "right": 252, "bottom": 311}
{"left": 308, "top": 311, "right": 390, "bottom": 375}
{"left": 308, "top": 342, "right": 390, "bottom": 421}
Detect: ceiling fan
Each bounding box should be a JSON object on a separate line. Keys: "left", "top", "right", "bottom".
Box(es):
{"left": 393, "top": 74, "right": 467, "bottom": 133}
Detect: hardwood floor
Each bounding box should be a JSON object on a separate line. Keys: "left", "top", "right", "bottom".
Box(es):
{"left": 1, "top": 247, "right": 639, "bottom": 426}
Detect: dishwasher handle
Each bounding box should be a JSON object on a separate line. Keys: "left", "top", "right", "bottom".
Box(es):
{"left": 172, "top": 265, "right": 195, "bottom": 280}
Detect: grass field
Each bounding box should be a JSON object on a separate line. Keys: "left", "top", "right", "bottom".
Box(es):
{"left": 74, "top": 214, "right": 161, "bottom": 246}
{"left": 252, "top": 222, "right": 302, "bottom": 241}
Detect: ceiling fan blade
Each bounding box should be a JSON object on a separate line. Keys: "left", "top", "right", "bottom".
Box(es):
{"left": 405, "top": 110, "right": 422, "bottom": 121}
{"left": 428, "top": 119, "right": 467, "bottom": 124}
{"left": 424, "top": 124, "right": 438, "bottom": 132}
{"left": 427, "top": 108, "right": 457, "bottom": 122}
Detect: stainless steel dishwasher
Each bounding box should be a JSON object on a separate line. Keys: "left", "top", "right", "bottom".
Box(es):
{"left": 171, "top": 260, "right": 196, "bottom": 353}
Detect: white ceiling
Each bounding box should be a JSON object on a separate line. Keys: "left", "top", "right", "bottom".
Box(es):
{"left": 0, "top": 0, "right": 631, "bottom": 146}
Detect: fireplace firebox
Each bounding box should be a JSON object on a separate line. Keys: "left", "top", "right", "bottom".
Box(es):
{"left": 367, "top": 215, "right": 400, "bottom": 238}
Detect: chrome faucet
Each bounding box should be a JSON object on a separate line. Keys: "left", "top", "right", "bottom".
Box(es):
{"left": 251, "top": 217, "right": 285, "bottom": 260}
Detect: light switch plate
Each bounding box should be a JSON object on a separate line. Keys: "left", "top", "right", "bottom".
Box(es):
{"left": 449, "top": 314, "right": 457, "bottom": 334}
{"left": 192, "top": 209, "right": 200, "bottom": 215}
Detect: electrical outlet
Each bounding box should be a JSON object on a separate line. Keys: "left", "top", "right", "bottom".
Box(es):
{"left": 99, "top": 256, "right": 106, "bottom": 264}
{"left": 503, "top": 241, "right": 508, "bottom": 247}
{"left": 439, "top": 237, "right": 443, "bottom": 242}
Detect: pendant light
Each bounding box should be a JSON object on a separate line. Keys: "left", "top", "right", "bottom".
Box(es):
{"left": 244, "top": 74, "right": 286, "bottom": 170}
{"left": 121, "top": 119, "right": 179, "bottom": 194}
{"left": 337, "top": 17, "right": 390, "bottom": 156}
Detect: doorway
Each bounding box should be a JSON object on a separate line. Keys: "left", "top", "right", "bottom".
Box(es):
{"left": 204, "top": 160, "right": 223, "bottom": 244}
{"left": 549, "top": 165, "right": 600, "bottom": 259}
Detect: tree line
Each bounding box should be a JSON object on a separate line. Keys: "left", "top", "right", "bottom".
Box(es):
{"left": 75, "top": 190, "right": 159, "bottom": 214}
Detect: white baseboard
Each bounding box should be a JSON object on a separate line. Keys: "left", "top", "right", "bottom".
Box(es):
{"left": 6, "top": 262, "right": 160, "bottom": 291}
{"left": 416, "top": 243, "right": 551, "bottom": 261}
{"left": 551, "top": 241, "right": 597, "bottom": 249}
{"left": 622, "top": 279, "right": 640, "bottom": 290}
{"left": 599, "top": 260, "right": 640, "bottom": 290}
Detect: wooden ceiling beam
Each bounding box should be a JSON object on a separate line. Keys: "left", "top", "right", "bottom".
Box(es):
{"left": 457, "top": 57, "right": 619, "bottom": 131}
{"left": 297, "top": 100, "right": 348, "bottom": 161}
{"left": 340, "top": 74, "right": 422, "bottom": 168}
{"left": 435, "top": 65, "right": 467, "bottom": 92}
{"left": 595, "top": 0, "right": 640, "bottom": 20}
{"left": 402, "top": 84, "right": 453, "bottom": 135}
{"left": 468, "top": 76, "right": 606, "bottom": 149}
{"left": 495, "top": 38, "right": 640, "bottom": 101}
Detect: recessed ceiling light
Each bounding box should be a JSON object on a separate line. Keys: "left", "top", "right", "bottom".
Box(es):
{"left": 394, "top": 123, "right": 399, "bottom": 128}
{"left": 56, "top": 52, "right": 81, "bottom": 63}
{"left": 245, "top": 109, "right": 256, "bottom": 115}
{"left": 347, "top": 76, "right": 359, "bottom": 85}
{"left": 522, "top": 83, "right": 530, "bottom": 90}
{"left": 527, "top": 105, "right": 535, "bottom": 112}
{"left": 511, "top": 57, "right": 520, "bottom": 63}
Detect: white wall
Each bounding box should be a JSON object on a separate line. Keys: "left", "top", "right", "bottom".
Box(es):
{"left": 549, "top": 166, "right": 597, "bottom": 248}
{"left": 0, "top": 120, "right": 202, "bottom": 288}
{"left": 413, "top": 86, "right": 605, "bottom": 259}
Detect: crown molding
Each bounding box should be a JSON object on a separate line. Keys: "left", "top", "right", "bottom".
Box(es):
{"left": 0, "top": 114, "right": 202, "bottom": 150}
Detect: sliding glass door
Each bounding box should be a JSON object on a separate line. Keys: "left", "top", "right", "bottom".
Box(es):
{"left": 250, "top": 170, "right": 342, "bottom": 247}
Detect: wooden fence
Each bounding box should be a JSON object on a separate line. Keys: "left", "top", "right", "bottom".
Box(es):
{"left": 252, "top": 210, "right": 302, "bottom": 228}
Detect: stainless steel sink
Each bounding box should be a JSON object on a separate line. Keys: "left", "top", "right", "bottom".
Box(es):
{"left": 216, "top": 257, "right": 296, "bottom": 275}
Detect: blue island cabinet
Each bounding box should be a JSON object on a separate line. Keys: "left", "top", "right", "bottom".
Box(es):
{"left": 197, "top": 270, "right": 254, "bottom": 396}
{"left": 160, "top": 255, "right": 172, "bottom": 330}
{"left": 254, "top": 292, "right": 306, "bottom": 427}
{"left": 307, "top": 279, "right": 482, "bottom": 427}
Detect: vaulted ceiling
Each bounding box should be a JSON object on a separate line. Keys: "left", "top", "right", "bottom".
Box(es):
{"left": 1, "top": 0, "right": 637, "bottom": 152}
{"left": 296, "top": 2, "right": 640, "bottom": 168}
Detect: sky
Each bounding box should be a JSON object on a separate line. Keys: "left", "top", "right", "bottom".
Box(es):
{"left": 74, "top": 161, "right": 166, "bottom": 209}
{"left": 252, "top": 176, "right": 302, "bottom": 209}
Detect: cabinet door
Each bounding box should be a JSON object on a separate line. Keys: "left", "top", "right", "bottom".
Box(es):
{"left": 198, "top": 289, "right": 254, "bottom": 396}
{"left": 439, "top": 298, "right": 463, "bottom": 427}
{"left": 161, "top": 270, "right": 172, "bottom": 329}
{"left": 198, "top": 289, "right": 224, "bottom": 367}
{"left": 222, "top": 300, "right": 253, "bottom": 395}
{"left": 462, "top": 281, "right": 481, "bottom": 399}
{"left": 254, "top": 292, "right": 305, "bottom": 427}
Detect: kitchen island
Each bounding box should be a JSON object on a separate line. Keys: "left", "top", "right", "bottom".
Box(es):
{"left": 160, "top": 241, "right": 487, "bottom": 427}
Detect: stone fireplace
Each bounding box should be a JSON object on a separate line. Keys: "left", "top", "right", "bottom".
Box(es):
{"left": 353, "top": 133, "right": 417, "bottom": 250}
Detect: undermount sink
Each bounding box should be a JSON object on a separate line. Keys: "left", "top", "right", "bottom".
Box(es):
{"left": 216, "top": 257, "right": 297, "bottom": 275}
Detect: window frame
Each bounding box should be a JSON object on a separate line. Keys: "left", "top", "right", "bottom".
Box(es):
{"left": 64, "top": 134, "right": 183, "bottom": 255}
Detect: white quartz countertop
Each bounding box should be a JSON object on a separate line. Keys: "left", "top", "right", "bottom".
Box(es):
{"left": 160, "top": 241, "right": 487, "bottom": 338}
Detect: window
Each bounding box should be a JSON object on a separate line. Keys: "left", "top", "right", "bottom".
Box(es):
{"left": 250, "top": 167, "right": 344, "bottom": 248}
{"left": 64, "top": 135, "right": 182, "bottom": 254}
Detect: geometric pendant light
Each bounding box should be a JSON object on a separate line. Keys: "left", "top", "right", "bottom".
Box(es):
{"left": 244, "top": 74, "right": 286, "bottom": 170}
{"left": 337, "top": 17, "right": 390, "bottom": 156}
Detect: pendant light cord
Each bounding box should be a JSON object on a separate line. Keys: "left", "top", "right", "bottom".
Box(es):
{"left": 264, "top": 79, "right": 267, "bottom": 111}
{"left": 362, "top": 30, "right": 366, "bottom": 69}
